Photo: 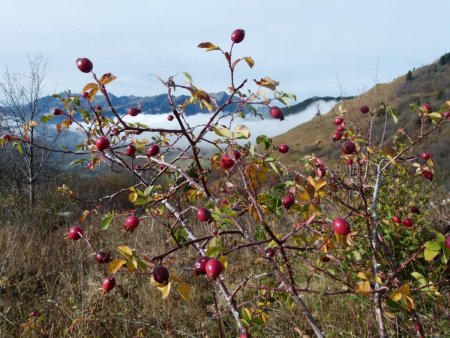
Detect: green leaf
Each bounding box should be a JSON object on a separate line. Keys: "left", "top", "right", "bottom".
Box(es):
{"left": 41, "top": 115, "right": 54, "bottom": 123}
{"left": 134, "top": 197, "right": 150, "bottom": 206}
{"left": 100, "top": 215, "right": 113, "bottom": 230}
{"left": 436, "top": 233, "right": 445, "bottom": 243}
{"left": 144, "top": 186, "right": 154, "bottom": 196}
{"left": 411, "top": 272, "right": 427, "bottom": 286}
{"left": 256, "top": 135, "right": 272, "bottom": 150}
{"left": 424, "top": 247, "right": 440, "bottom": 261}
{"left": 136, "top": 259, "right": 149, "bottom": 272}
{"left": 205, "top": 237, "right": 219, "bottom": 257}
{"left": 14, "top": 142, "right": 23, "bottom": 155}
{"left": 277, "top": 96, "right": 290, "bottom": 106}
{"left": 424, "top": 241, "right": 442, "bottom": 251}
{"left": 214, "top": 127, "right": 233, "bottom": 139}
{"left": 386, "top": 106, "right": 398, "bottom": 124}
{"left": 268, "top": 161, "right": 279, "bottom": 175}
{"left": 69, "top": 158, "right": 88, "bottom": 167}
{"left": 353, "top": 250, "right": 362, "bottom": 261}
{"left": 173, "top": 226, "right": 188, "bottom": 244}
{"left": 182, "top": 72, "right": 193, "bottom": 85}
{"left": 428, "top": 112, "right": 442, "bottom": 124}
{"left": 234, "top": 125, "right": 250, "bottom": 139}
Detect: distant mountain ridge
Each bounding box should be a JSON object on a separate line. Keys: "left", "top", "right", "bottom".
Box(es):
{"left": 274, "top": 53, "right": 450, "bottom": 189}
{"left": 36, "top": 91, "right": 234, "bottom": 118}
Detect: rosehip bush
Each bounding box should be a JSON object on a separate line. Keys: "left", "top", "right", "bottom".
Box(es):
{"left": 20, "top": 30, "right": 448, "bottom": 337}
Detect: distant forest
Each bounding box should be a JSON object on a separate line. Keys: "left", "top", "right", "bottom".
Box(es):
{"left": 282, "top": 95, "right": 354, "bottom": 116}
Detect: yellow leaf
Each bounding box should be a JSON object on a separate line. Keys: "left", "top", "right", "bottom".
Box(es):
{"left": 150, "top": 276, "right": 160, "bottom": 287}
{"left": 243, "top": 57, "right": 254, "bottom": 68}
{"left": 241, "top": 307, "right": 253, "bottom": 321}
{"left": 356, "top": 272, "right": 368, "bottom": 280}
{"left": 314, "top": 179, "right": 327, "bottom": 191}
{"left": 197, "top": 42, "right": 220, "bottom": 51}
{"left": 127, "top": 259, "right": 138, "bottom": 272}
{"left": 157, "top": 281, "right": 171, "bottom": 299}
{"left": 355, "top": 281, "right": 372, "bottom": 294}
{"left": 335, "top": 232, "right": 347, "bottom": 246}
{"left": 253, "top": 77, "right": 279, "bottom": 91}
{"left": 108, "top": 259, "right": 127, "bottom": 274}
{"left": 129, "top": 192, "right": 138, "bottom": 203}
{"left": 400, "top": 283, "right": 410, "bottom": 296}
{"left": 82, "top": 83, "right": 98, "bottom": 93}
{"left": 169, "top": 273, "right": 184, "bottom": 284}
{"left": 298, "top": 188, "right": 312, "bottom": 204}
{"left": 177, "top": 283, "right": 192, "bottom": 301}
{"left": 385, "top": 311, "right": 396, "bottom": 319}
{"left": 118, "top": 245, "right": 133, "bottom": 259}
{"left": 375, "top": 276, "right": 383, "bottom": 284}
{"left": 99, "top": 73, "right": 117, "bottom": 86}
{"left": 28, "top": 120, "right": 38, "bottom": 128}
{"left": 307, "top": 176, "right": 316, "bottom": 189}
{"left": 404, "top": 295, "right": 415, "bottom": 311}
{"left": 261, "top": 312, "right": 268, "bottom": 323}
{"left": 391, "top": 291, "right": 403, "bottom": 302}
{"left": 80, "top": 210, "right": 90, "bottom": 223}
{"left": 218, "top": 256, "right": 228, "bottom": 270}
{"left": 88, "top": 87, "right": 99, "bottom": 102}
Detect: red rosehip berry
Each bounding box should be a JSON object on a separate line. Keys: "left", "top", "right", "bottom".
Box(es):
{"left": 220, "top": 155, "right": 234, "bottom": 169}
{"left": 126, "top": 144, "right": 136, "bottom": 156}
{"left": 420, "top": 152, "right": 431, "bottom": 160}
{"left": 341, "top": 140, "right": 356, "bottom": 155}
{"left": 205, "top": 258, "right": 223, "bottom": 280}
{"left": 334, "top": 117, "right": 344, "bottom": 125}
{"left": 124, "top": 215, "right": 140, "bottom": 231}
{"left": 422, "top": 169, "right": 433, "bottom": 181}
{"left": 95, "top": 251, "right": 112, "bottom": 264}
{"left": 128, "top": 107, "right": 140, "bottom": 117}
{"left": 231, "top": 29, "right": 245, "bottom": 43}
{"left": 194, "top": 256, "right": 210, "bottom": 275}
{"left": 421, "top": 103, "right": 432, "bottom": 113}
{"left": 53, "top": 108, "right": 63, "bottom": 116}
{"left": 279, "top": 144, "right": 290, "bottom": 153}
{"left": 282, "top": 193, "right": 295, "bottom": 209}
{"left": 95, "top": 136, "right": 110, "bottom": 152}
{"left": 196, "top": 207, "right": 211, "bottom": 222}
{"left": 146, "top": 144, "right": 160, "bottom": 157}
{"left": 68, "top": 226, "right": 83, "bottom": 240}
{"left": 332, "top": 218, "right": 351, "bottom": 235}
{"left": 402, "top": 218, "right": 413, "bottom": 228}
{"left": 265, "top": 248, "right": 275, "bottom": 258}
{"left": 445, "top": 236, "right": 450, "bottom": 249}
{"left": 102, "top": 277, "right": 116, "bottom": 293}
{"left": 270, "top": 106, "right": 284, "bottom": 120}
{"left": 153, "top": 266, "right": 170, "bottom": 284}
{"left": 332, "top": 132, "right": 343, "bottom": 142}
{"left": 410, "top": 206, "right": 420, "bottom": 214}
{"left": 360, "top": 105, "right": 370, "bottom": 114}
{"left": 76, "top": 58, "right": 93, "bottom": 73}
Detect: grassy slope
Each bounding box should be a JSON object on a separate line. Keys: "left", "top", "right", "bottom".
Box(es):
{"left": 274, "top": 60, "right": 450, "bottom": 189}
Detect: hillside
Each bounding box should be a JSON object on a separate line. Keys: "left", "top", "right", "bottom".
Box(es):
{"left": 274, "top": 54, "right": 450, "bottom": 189}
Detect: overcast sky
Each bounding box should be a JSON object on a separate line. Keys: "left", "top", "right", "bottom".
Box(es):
{"left": 1, "top": 0, "right": 449, "bottom": 100}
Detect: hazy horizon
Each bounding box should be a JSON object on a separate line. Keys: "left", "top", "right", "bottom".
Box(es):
{"left": 1, "top": 1, "right": 449, "bottom": 102}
